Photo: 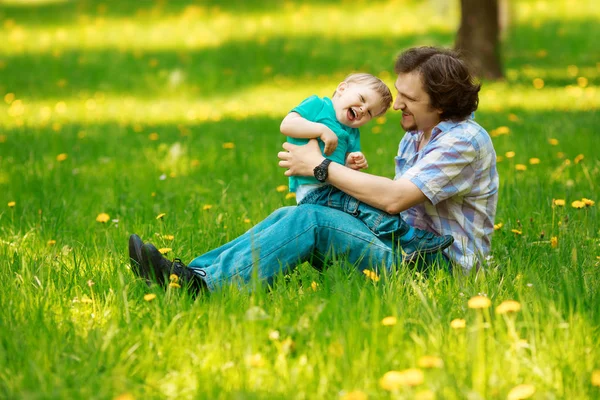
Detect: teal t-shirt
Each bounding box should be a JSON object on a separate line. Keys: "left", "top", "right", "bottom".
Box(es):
{"left": 287, "top": 95, "right": 361, "bottom": 192}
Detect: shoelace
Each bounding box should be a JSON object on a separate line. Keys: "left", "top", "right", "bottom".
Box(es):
{"left": 172, "top": 258, "right": 207, "bottom": 277}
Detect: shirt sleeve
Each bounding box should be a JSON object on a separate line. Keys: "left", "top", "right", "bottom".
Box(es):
{"left": 401, "top": 134, "right": 480, "bottom": 205}
{"left": 290, "top": 95, "right": 324, "bottom": 122}
{"left": 348, "top": 128, "right": 361, "bottom": 152}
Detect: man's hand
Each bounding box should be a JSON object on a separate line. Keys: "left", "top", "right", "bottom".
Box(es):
{"left": 346, "top": 152, "right": 368, "bottom": 170}
{"left": 320, "top": 127, "right": 338, "bottom": 156}
{"left": 278, "top": 139, "right": 325, "bottom": 177}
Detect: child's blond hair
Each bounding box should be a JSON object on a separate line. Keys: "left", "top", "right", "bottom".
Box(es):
{"left": 334, "top": 73, "right": 393, "bottom": 117}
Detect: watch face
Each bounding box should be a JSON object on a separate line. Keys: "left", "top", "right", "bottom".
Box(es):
{"left": 314, "top": 167, "right": 327, "bottom": 182}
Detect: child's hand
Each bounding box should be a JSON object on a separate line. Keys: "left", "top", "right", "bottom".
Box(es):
{"left": 320, "top": 127, "right": 338, "bottom": 156}
{"left": 346, "top": 152, "right": 368, "bottom": 170}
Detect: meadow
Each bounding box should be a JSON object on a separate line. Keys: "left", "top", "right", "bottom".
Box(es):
{"left": 0, "top": 0, "right": 599, "bottom": 398}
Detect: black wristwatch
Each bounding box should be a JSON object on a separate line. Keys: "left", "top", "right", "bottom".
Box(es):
{"left": 313, "top": 159, "right": 332, "bottom": 182}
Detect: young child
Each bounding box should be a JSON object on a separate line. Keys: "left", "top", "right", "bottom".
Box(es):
{"left": 280, "top": 73, "right": 453, "bottom": 262}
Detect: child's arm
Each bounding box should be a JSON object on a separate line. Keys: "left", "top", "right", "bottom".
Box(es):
{"left": 346, "top": 152, "right": 368, "bottom": 170}
{"left": 280, "top": 112, "right": 338, "bottom": 156}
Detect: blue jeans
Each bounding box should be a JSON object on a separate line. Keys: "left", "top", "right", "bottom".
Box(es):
{"left": 299, "top": 185, "right": 410, "bottom": 238}
{"left": 188, "top": 205, "right": 450, "bottom": 291}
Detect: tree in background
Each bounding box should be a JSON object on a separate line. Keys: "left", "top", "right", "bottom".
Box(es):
{"left": 455, "top": 0, "right": 504, "bottom": 80}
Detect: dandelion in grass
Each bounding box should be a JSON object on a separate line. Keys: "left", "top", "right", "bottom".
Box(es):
{"left": 468, "top": 295, "right": 491, "bottom": 309}
{"left": 571, "top": 200, "right": 585, "bottom": 209}
{"left": 505, "top": 151, "right": 515, "bottom": 158}
{"left": 148, "top": 132, "right": 159, "bottom": 141}
{"left": 496, "top": 155, "right": 504, "bottom": 162}
{"left": 417, "top": 355, "right": 444, "bottom": 369}
{"left": 495, "top": 300, "right": 521, "bottom": 314}
{"left": 581, "top": 198, "right": 595, "bottom": 207}
{"left": 96, "top": 213, "right": 110, "bottom": 223}
{"left": 450, "top": 318, "right": 466, "bottom": 329}
{"left": 114, "top": 393, "right": 135, "bottom": 400}
{"left": 144, "top": 293, "right": 156, "bottom": 302}
{"left": 553, "top": 199, "right": 565, "bottom": 207}
{"left": 511, "top": 229, "right": 522, "bottom": 235}
{"left": 529, "top": 158, "right": 540, "bottom": 165}
{"left": 285, "top": 193, "right": 296, "bottom": 200}
{"left": 169, "top": 282, "right": 181, "bottom": 288}
{"left": 551, "top": 236, "right": 558, "bottom": 248}
{"left": 507, "top": 384, "right": 535, "bottom": 400}
{"left": 222, "top": 142, "right": 235, "bottom": 149}
{"left": 415, "top": 390, "right": 435, "bottom": 400}
{"left": 156, "top": 213, "right": 166, "bottom": 220}
{"left": 276, "top": 185, "right": 288, "bottom": 192}
{"left": 87, "top": 280, "right": 95, "bottom": 287}
{"left": 56, "top": 153, "right": 68, "bottom": 162}
{"left": 592, "top": 370, "right": 600, "bottom": 387}
{"left": 379, "top": 369, "right": 424, "bottom": 390}
{"left": 381, "top": 316, "right": 397, "bottom": 326}
{"left": 163, "top": 234, "right": 174, "bottom": 240}
{"left": 310, "top": 281, "right": 319, "bottom": 291}
{"left": 158, "top": 248, "right": 171, "bottom": 255}
{"left": 246, "top": 353, "right": 265, "bottom": 368}
{"left": 548, "top": 138, "right": 559, "bottom": 146}
{"left": 363, "top": 269, "right": 380, "bottom": 282}
{"left": 533, "top": 78, "right": 544, "bottom": 89}
{"left": 515, "top": 164, "right": 527, "bottom": 171}
{"left": 340, "top": 390, "right": 368, "bottom": 400}
{"left": 169, "top": 274, "right": 179, "bottom": 283}
{"left": 577, "top": 77, "right": 588, "bottom": 88}
{"left": 376, "top": 116, "right": 386, "bottom": 125}
{"left": 371, "top": 126, "right": 381, "bottom": 134}
{"left": 244, "top": 218, "right": 251, "bottom": 224}
{"left": 494, "top": 222, "right": 503, "bottom": 230}
{"left": 8, "top": 201, "right": 16, "bottom": 207}
{"left": 574, "top": 154, "right": 584, "bottom": 164}
{"left": 203, "top": 204, "right": 213, "bottom": 210}
{"left": 47, "top": 240, "right": 56, "bottom": 246}
{"left": 508, "top": 113, "right": 519, "bottom": 122}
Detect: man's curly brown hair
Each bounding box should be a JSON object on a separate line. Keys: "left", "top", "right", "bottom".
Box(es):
{"left": 395, "top": 47, "right": 480, "bottom": 121}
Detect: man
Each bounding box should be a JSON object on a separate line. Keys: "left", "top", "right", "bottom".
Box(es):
{"left": 129, "top": 46, "right": 498, "bottom": 294}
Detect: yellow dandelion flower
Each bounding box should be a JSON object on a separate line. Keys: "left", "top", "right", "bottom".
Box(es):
{"left": 533, "top": 78, "right": 544, "bottom": 89}
{"left": 494, "top": 222, "right": 504, "bottom": 230}
{"left": 8, "top": 201, "right": 16, "bottom": 207}
{"left": 548, "top": 138, "right": 559, "bottom": 146}
{"left": 276, "top": 185, "right": 288, "bottom": 192}
{"left": 450, "top": 318, "right": 466, "bottom": 329}
{"left": 414, "top": 389, "right": 435, "bottom": 400}
{"left": 340, "top": 390, "right": 368, "bottom": 400}
{"left": 535, "top": 49, "right": 548, "bottom": 58}
{"left": 222, "top": 142, "right": 235, "bottom": 149}
{"left": 379, "top": 369, "right": 424, "bottom": 390}
{"left": 156, "top": 212, "right": 166, "bottom": 220}
{"left": 577, "top": 77, "right": 588, "bottom": 88}
{"left": 581, "top": 198, "right": 595, "bottom": 207}
{"left": 376, "top": 116, "right": 386, "bottom": 125}
{"left": 529, "top": 158, "right": 540, "bottom": 165}
{"left": 381, "top": 316, "right": 397, "bottom": 326}
{"left": 163, "top": 234, "right": 174, "bottom": 240}
{"left": 495, "top": 300, "right": 521, "bottom": 314}
{"left": 468, "top": 295, "right": 491, "bottom": 309}
{"left": 203, "top": 204, "right": 213, "bottom": 210}
{"left": 507, "top": 384, "right": 536, "bottom": 400}
{"left": 158, "top": 248, "right": 172, "bottom": 254}
{"left": 417, "top": 355, "right": 444, "bottom": 369}
{"left": 310, "top": 281, "right": 319, "bottom": 291}
{"left": 571, "top": 200, "right": 585, "bottom": 209}
{"left": 114, "top": 393, "right": 135, "bottom": 400}
{"left": 169, "top": 282, "right": 181, "bottom": 288}
{"left": 553, "top": 199, "right": 565, "bottom": 207}
{"left": 496, "top": 155, "right": 504, "bottom": 162}
{"left": 47, "top": 239, "right": 56, "bottom": 246}
{"left": 515, "top": 164, "right": 527, "bottom": 171}
{"left": 244, "top": 218, "right": 251, "bottom": 223}
{"left": 148, "top": 132, "right": 159, "bottom": 141}
{"left": 143, "top": 293, "right": 156, "bottom": 302}
{"left": 246, "top": 353, "right": 265, "bottom": 368}
{"left": 574, "top": 154, "right": 584, "bottom": 164}
{"left": 505, "top": 151, "right": 516, "bottom": 158}
{"left": 96, "top": 213, "right": 110, "bottom": 223}
{"left": 567, "top": 65, "right": 579, "bottom": 77}
{"left": 4, "top": 92, "right": 15, "bottom": 104}
{"left": 285, "top": 193, "right": 296, "bottom": 200}
{"left": 592, "top": 370, "right": 600, "bottom": 387}
{"left": 551, "top": 236, "right": 558, "bottom": 249}
{"left": 80, "top": 295, "right": 93, "bottom": 304}
{"left": 363, "top": 269, "right": 380, "bottom": 282}
{"left": 0, "top": 134, "right": 6, "bottom": 143}
{"left": 371, "top": 126, "right": 381, "bottom": 134}
{"left": 508, "top": 113, "right": 519, "bottom": 122}
{"left": 511, "top": 229, "right": 522, "bottom": 235}
{"left": 169, "top": 274, "right": 179, "bottom": 283}
{"left": 56, "top": 153, "right": 68, "bottom": 162}
{"left": 495, "top": 126, "right": 510, "bottom": 135}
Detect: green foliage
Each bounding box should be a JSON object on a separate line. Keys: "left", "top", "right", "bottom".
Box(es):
{"left": 0, "top": 0, "right": 599, "bottom": 399}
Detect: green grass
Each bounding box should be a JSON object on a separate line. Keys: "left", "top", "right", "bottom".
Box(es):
{"left": 1, "top": 0, "right": 599, "bottom": 399}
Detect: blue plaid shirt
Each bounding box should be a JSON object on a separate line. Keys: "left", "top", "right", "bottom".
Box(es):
{"left": 395, "top": 117, "right": 499, "bottom": 271}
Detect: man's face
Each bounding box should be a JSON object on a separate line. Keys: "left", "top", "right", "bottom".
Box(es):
{"left": 393, "top": 71, "right": 442, "bottom": 134}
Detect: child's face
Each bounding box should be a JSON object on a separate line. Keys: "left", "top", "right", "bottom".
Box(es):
{"left": 332, "top": 82, "right": 385, "bottom": 128}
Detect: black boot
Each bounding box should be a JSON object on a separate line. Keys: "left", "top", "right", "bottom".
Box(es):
{"left": 129, "top": 234, "right": 151, "bottom": 285}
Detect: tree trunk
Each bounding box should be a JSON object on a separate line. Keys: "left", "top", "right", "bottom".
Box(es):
{"left": 455, "top": 0, "right": 504, "bottom": 80}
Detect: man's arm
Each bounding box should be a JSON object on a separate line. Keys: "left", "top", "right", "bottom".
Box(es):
{"left": 278, "top": 139, "right": 427, "bottom": 214}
